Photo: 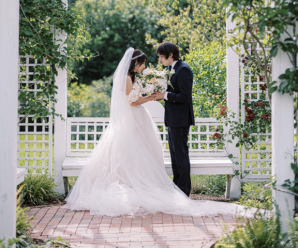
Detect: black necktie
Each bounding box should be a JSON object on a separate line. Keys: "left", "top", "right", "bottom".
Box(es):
{"left": 169, "top": 65, "right": 172, "bottom": 71}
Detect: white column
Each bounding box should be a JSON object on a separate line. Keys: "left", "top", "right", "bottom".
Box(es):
{"left": 54, "top": 28, "right": 68, "bottom": 194}
{"left": 0, "top": 0, "right": 19, "bottom": 241}
{"left": 272, "top": 28, "right": 295, "bottom": 231}
{"left": 226, "top": 11, "right": 241, "bottom": 198}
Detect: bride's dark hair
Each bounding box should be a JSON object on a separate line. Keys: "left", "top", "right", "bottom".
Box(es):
{"left": 128, "top": 49, "right": 147, "bottom": 82}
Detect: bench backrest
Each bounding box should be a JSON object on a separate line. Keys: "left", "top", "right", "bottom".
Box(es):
{"left": 66, "top": 101, "right": 227, "bottom": 157}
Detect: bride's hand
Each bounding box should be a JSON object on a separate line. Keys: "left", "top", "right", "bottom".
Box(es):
{"left": 147, "top": 94, "right": 156, "bottom": 101}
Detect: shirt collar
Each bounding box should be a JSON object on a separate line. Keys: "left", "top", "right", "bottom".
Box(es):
{"left": 171, "top": 60, "right": 178, "bottom": 69}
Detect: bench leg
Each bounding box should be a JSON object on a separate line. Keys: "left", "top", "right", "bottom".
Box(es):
{"left": 63, "top": 177, "right": 69, "bottom": 196}
{"left": 225, "top": 175, "right": 232, "bottom": 198}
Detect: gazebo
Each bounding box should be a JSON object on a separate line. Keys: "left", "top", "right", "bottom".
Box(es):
{"left": 0, "top": 0, "right": 295, "bottom": 242}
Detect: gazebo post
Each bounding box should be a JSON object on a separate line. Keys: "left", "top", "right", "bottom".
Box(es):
{"left": 53, "top": 34, "right": 68, "bottom": 194}
{"left": 54, "top": 0, "right": 68, "bottom": 194}
{"left": 271, "top": 30, "right": 295, "bottom": 231}
{"left": 0, "top": 0, "right": 19, "bottom": 241}
{"left": 226, "top": 12, "right": 241, "bottom": 198}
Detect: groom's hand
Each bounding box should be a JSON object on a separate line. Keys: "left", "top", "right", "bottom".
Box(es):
{"left": 153, "top": 92, "right": 165, "bottom": 100}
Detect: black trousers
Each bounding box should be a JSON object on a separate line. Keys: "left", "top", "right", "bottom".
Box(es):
{"left": 168, "top": 126, "right": 191, "bottom": 196}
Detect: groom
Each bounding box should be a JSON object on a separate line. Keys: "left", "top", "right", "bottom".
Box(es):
{"left": 153, "top": 42, "right": 195, "bottom": 197}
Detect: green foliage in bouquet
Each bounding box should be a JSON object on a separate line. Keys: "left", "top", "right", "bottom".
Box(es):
{"left": 18, "top": 174, "right": 63, "bottom": 206}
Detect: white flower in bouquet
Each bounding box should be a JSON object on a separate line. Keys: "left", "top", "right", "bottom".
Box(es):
{"left": 127, "top": 89, "right": 140, "bottom": 104}
{"left": 142, "top": 68, "right": 153, "bottom": 76}
{"left": 133, "top": 81, "right": 142, "bottom": 92}
{"left": 154, "top": 79, "right": 167, "bottom": 93}
{"left": 143, "top": 84, "right": 155, "bottom": 95}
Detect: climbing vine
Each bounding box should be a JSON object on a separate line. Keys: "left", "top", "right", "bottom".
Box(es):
{"left": 222, "top": 0, "right": 298, "bottom": 200}
{"left": 19, "top": 0, "right": 90, "bottom": 121}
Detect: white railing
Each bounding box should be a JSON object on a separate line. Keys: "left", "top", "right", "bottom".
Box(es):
{"left": 66, "top": 117, "right": 228, "bottom": 157}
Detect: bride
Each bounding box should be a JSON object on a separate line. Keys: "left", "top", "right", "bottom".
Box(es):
{"left": 64, "top": 48, "right": 252, "bottom": 217}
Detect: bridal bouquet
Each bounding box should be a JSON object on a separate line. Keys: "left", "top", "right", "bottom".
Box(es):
{"left": 127, "top": 64, "right": 174, "bottom": 104}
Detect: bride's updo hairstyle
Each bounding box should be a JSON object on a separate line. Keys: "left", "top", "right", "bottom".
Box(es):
{"left": 128, "top": 49, "right": 147, "bottom": 82}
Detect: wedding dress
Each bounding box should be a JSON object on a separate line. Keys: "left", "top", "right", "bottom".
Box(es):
{"left": 64, "top": 48, "right": 254, "bottom": 217}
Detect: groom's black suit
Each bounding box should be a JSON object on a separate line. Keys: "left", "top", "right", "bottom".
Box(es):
{"left": 164, "top": 59, "right": 195, "bottom": 196}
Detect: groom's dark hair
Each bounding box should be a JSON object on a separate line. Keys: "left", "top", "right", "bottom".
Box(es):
{"left": 156, "top": 42, "right": 181, "bottom": 60}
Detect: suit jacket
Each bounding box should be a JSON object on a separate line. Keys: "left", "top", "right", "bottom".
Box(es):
{"left": 164, "top": 60, "right": 195, "bottom": 127}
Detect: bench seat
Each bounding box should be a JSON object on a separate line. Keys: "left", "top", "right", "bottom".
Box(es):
{"left": 62, "top": 156, "right": 233, "bottom": 197}
{"left": 17, "top": 168, "right": 26, "bottom": 185}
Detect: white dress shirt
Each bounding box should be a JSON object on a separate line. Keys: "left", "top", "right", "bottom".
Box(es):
{"left": 164, "top": 60, "right": 178, "bottom": 100}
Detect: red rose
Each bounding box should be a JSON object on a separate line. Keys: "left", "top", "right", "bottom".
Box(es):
{"left": 243, "top": 133, "right": 248, "bottom": 138}
{"left": 260, "top": 101, "right": 266, "bottom": 107}
{"left": 255, "top": 103, "right": 259, "bottom": 107}
{"left": 244, "top": 99, "right": 248, "bottom": 102}
{"left": 213, "top": 133, "right": 219, "bottom": 139}
{"left": 260, "top": 84, "right": 267, "bottom": 90}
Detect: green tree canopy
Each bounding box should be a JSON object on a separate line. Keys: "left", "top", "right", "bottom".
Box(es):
{"left": 145, "top": 0, "right": 226, "bottom": 52}
{"left": 72, "top": 0, "right": 164, "bottom": 85}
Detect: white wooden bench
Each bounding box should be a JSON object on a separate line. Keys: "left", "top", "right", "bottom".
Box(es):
{"left": 17, "top": 168, "right": 26, "bottom": 185}
{"left": 62, "top": 102, "right": 234, "bottom": 198}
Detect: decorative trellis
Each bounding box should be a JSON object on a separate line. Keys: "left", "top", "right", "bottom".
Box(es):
{"left": 240, "top": 45, "right": 272, "bottom": 182}
{"left": 18, "top": 56, "right": 53, "bottom": 175}
{"left": 66, "top": 117, "right": 226, "bottom": 157}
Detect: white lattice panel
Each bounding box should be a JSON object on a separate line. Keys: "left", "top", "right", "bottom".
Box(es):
{"left": 66, "top": 117, "right": 227, "bottom": 157}
{"left": 240, "top": 45, "right": 272, "bottom": 182}
{"left": 18, "top": 56, "right": 53, "bottom": 175}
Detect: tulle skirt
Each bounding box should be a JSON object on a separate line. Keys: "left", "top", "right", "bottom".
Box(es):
{"left": 63, "top": 105, "right": 255, "bottom": 218}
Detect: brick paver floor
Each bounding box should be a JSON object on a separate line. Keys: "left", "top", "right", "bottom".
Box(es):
{"left": 28, "top": 205, "right": 237, "bottom": 248}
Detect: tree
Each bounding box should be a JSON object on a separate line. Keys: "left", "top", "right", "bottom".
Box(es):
{"left": 185, "top": 42, "right": 226, "bottom": 117}
{"left": 72, "top": 0, "right": 164, "bottom": 85}
{"left": 68, "top": 76, "right": 112, "bottom": 117}
{"left": 145, "top": 0, "right": 226, "bottom": 52}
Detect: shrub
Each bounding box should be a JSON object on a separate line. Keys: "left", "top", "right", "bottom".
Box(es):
{"left": 201, "top": 175, "right": 227, "bottom": 196}
{"left": 237, "top": 182, "right": 273, "bottom": 210}
{"left": 190, "top": 175, "right": 226, "bottom": 196}
{"left": 286, "top": 214, "right": 298, "bottom": 248}
{"left": 216, "top": 210, "right": 286, "bottom": 248}
{"left": 0, "top": 238, "right": 40, "bottom": 248}
{"left": 16, "top": 185, "right": 33, "bottom": 247}
{"left": 18, "top": 174, "right": 62, "bottom": 206}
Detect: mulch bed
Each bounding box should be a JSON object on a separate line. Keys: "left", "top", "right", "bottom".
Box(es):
{"left": 190, "top": 194, "right": 235, "bottom": 202}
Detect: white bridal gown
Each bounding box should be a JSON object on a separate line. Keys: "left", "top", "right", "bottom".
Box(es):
{"left": 64, "top": 48, "right": 253, "bottom": 217}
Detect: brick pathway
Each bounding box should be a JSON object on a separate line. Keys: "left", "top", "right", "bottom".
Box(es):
{"left": 28, "top": 205, "right": 237, "bottom": 248}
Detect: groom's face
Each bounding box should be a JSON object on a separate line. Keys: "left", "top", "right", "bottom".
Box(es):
{"left": 158, "top": 53, "right": 174, "bottom": 67}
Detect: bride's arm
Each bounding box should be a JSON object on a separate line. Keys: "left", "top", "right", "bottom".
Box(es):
{"left": 126, "top": 76, "right": 154, "bottom": 106}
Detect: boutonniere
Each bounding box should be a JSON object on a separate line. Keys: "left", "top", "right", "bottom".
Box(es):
{"left": 167, "top": 69, "right": 175, "bottom": 89}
